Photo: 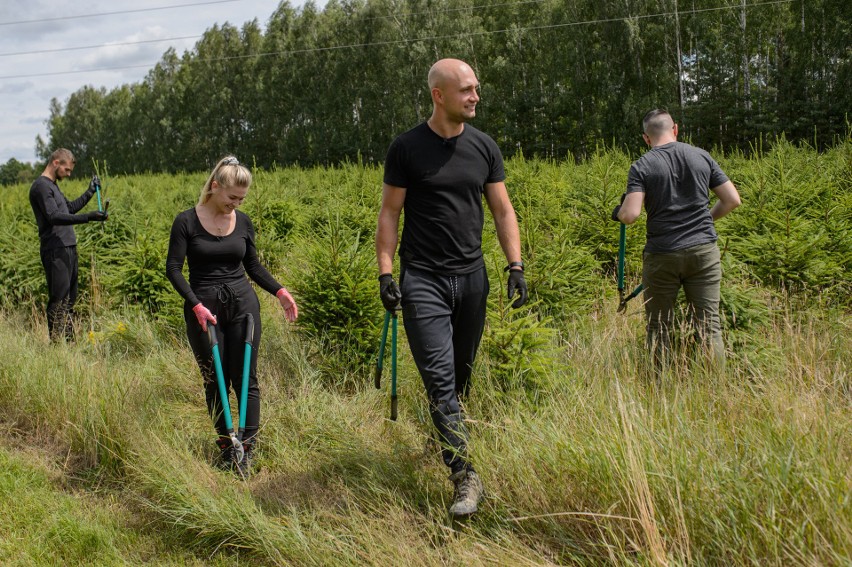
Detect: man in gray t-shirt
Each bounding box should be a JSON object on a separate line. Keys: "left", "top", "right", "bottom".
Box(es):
{"left": 613, "top": 109, "right": 741, "bottom": 371}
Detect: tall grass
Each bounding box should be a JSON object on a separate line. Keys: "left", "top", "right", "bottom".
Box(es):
{"left": 0, "top": 141, "right": 849, "bottom": 564}
{"left": 0, "top": 295, "right": 847, "bottom": 564}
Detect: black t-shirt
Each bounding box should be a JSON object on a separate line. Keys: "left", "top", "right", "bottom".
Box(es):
{"left": 29, "top": 175, "right": 93, "bottom": 250}
{"left": 165, "top": 208, "right": 282, "bottom": 306}
{"left": 383, "top": 122, "right": 506, "bottom": 274}
{"left": 626, "top": 141, "right": 729, "bottom": 253}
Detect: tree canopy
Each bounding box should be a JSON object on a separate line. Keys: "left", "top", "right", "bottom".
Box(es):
{"left": 39, "top": 0, "right": 851, "bottom": 176}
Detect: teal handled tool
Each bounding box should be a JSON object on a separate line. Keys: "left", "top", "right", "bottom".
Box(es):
{"left": 374, "top": 310, "right": 398, "bottom": 420}
{"left": 238, "top": 314, "right": 254, "bottom": 443}
{"left": 95, "top": 179, "right": 103, "bottom": 212}
{"left": 208, "top": 323, "right": 244, "bottom": 463}
{"left": 617, "top": 223, "right": 644, "bottom": 313}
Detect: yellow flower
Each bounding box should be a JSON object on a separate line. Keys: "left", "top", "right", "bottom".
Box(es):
{"left": 115, "top": 322, "right": 128, "bottom": 334}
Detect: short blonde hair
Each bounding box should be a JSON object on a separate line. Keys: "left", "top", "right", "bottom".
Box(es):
{"left": 198, "top": 156, "right": 252, "bottom": 205}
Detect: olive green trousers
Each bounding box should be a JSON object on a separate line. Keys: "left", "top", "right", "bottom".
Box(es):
{"left": 642, "top": 242, "right": 725, "bottom": 371}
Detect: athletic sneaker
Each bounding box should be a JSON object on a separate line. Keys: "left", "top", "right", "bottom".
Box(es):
{"left": 448, "top": 469, "right": 484, "bottom": 517}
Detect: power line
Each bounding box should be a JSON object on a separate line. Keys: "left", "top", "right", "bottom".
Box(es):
{"left": 1, "top": 0, "right": 545, "bottom": 58}
{"left": 0, "top": 36, "right": 203, "bottom": 58}
{"left": 0, "top": 0, "right": 240, "bottom": 27}
{"left": 0, "top": 0, "right": 795, "bottom": 81}
{"left": 353, "top": 0, "right": 550, "bottom": 24}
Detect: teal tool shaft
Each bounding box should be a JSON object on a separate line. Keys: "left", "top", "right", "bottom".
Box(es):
{"left": 208, "top": 325, "right": 235, "bottom": 432}
{"left": 618, "top": 222, "right": 626, "bottom": 294}
{"left": 239, "top": 314, "right": 254, "bottom": 440}
{"left": 95, "top": 185, "right": 103, "bottom": 212}
{"left": 390, "top": 312, "right": 398, "bottom": 421}
{"left": 617, "top": 223, "right": 644, "bottom": 312}
{"left": 375, "top": 310, "right": 390, "bottom": 389}
{"left": 207, "top": 324, "right": 243, "bottom": 464}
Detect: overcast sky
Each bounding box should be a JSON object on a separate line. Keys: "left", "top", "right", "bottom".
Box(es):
{"left": 0, "top": 0, "right": 325, "bottom": 164}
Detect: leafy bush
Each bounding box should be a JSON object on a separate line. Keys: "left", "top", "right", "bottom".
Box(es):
{"left": 722, "top": 139, "right": 852, "bottom": 303}
{"left": 290, "top": 216, "right": 383, "bottom": 385}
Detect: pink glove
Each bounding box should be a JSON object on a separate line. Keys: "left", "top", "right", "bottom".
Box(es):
{"left": 276, "top": 288, "right": 299, "bottom": 322}
{"left": 192, "top": 303, "right": 217, "bottom": 332}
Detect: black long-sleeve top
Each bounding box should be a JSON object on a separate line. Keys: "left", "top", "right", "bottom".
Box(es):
{"left": 29, "top": 176, "right": 95, "bottom": 250}
{"left": 165, "top": 208, "right": 283, "bottom": 307}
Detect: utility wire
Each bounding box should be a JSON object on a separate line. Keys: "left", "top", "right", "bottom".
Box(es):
{"left": 0, "top": 0, "right": 547, "bottom": 58}
{"left": 0, "top": 0, "right": 240, "bottom": 27}
{"left": 0, "top": 36, "right": 203, "bottom": 58}
{"left": 0, "top": 0, "right": 795, "bottom": 81}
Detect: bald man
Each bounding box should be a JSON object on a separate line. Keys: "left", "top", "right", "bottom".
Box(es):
{"left": 376, "top": 58, "right": 527, "bottom": 517}
{"left": 614, "top": 109, "right": 741, "bottom": 371}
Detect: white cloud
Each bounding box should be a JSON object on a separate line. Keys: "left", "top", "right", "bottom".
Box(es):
{"left": 0, "top": 0, "right": 324, "bottom": 164}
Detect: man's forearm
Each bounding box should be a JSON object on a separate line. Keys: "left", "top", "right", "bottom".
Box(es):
{"left": 710, "top": 200, "right": 739, "bottom": 221}
{"left": 710, "top": 181, "right": 741, "bottom": 221}
{"left": 376, "top": 212, "right": 399, "bottom": 274}
{"left": 494, "top": 210, "right": 522, "bottom": 263}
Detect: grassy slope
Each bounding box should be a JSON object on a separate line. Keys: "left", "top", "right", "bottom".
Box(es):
{"left": 0, "top": 143, "right": 849, "bottom": 564}
{"left": 0, "top": 298, "right": 847, "bottom": 565}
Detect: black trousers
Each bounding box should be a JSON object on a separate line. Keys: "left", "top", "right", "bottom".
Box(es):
{"left": 40, "top": 246, "right": 78, "bottom": 342}
{"left": 184, "top": 278, "right": 262, "bottom": 443}
{"left": 400, "top": 265, "right": 488, "bottom": 474}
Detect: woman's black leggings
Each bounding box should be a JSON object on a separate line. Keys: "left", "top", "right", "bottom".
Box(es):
{"left": 184, "top": 278, "right": 262, "bottom": 443}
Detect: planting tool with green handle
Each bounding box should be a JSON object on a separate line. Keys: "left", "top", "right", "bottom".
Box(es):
{"left": 95, "top": 180, "right": 103, "bottom": 212}
{"left": 618, "top": 223, "right": 626, "bottom": 302}
{"left": 207, "top": 323, "right": 244, "bottom": 463}
{"left": 374, "top": 310, "right": 399, "bottom": 420}
{"left": 375, "top": 310, "right": 390, "bottom": 389}
{"left": 390, "top": 312, "right": 398, "bottom": 421}
{"left": 238, "top": 314, "right": 254, "bottom": 442}
{"left": 617, "top": 223, "right": 644, "bottom": 313}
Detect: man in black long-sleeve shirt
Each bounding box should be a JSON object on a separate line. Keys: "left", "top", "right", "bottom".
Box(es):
{"left": 29, "top": 148, "right": 107, "bottom": 341}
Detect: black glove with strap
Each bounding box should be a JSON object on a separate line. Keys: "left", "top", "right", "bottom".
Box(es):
{"left": 505, "top": 262, "right": 528, "bottom": 308}
{"left": 378, "top": 273, "right": 401, "bottom": 312}
{"left": 87, "top": 175, "right": 101, "bottom": 197}
{"left": 86, "top": 210, "right": 108, "bottom": 222}
{"left": 611, "top": 192, "right": 626, "bottom": 222}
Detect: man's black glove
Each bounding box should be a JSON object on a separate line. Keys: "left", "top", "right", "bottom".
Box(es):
{"left": 507, "top": 269, "right": 527, "bottom": 308}
{"left": 88, "top": 176, "right": 101, "bottom": 195}
{"left": 611, "top": 205, "right": 622, "bottom": 222}
{"left": 86, "top": 210, "right": 108, "bottom": 222}
{"left": 611, "top": 192, "right": 626, "bottom": 222}
{"left": 378, "top": 273, "right": 401, "bottom": 312}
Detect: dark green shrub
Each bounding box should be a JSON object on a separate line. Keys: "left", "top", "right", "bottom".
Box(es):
{"left": 0, "top": 211, "right": 47, "bottom": 306}
{"left": 290, "top": 216, "right": 383, "bottom": 385}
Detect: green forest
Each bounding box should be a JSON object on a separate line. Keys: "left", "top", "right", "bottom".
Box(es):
{"left": 34, "top": 0, "right": 851, "bottom": 177}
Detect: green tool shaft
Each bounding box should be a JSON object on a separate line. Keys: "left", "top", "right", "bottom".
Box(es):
{"left": 208, "top": 325, "right": 235, "bottom": 432}
{"left": 617, "top": 222, "right": 626, "bottom": 293}
{"left": 238, "top": 314, "right": 254, "bottom": 439}
{"left": 375, "top": 311, "right": 390, "bottom": 389}
{"left": 390, "top": 312, "right": 398, "bottom": 421}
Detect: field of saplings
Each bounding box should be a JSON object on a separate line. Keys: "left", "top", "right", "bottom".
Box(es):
{"left": 0, "top": 139, "right": 848, "bottom": 565}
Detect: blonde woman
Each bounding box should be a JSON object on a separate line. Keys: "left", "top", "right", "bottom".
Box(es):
{"left": 166, "top": 156, "right": 298, "bottom": 475}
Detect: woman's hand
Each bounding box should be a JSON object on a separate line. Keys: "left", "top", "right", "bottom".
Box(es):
{"left": 192, "top": 303, "right": 217, "bottom": 332}
{"left": 276, "top": 288, "right": 299, "bottom": 322}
